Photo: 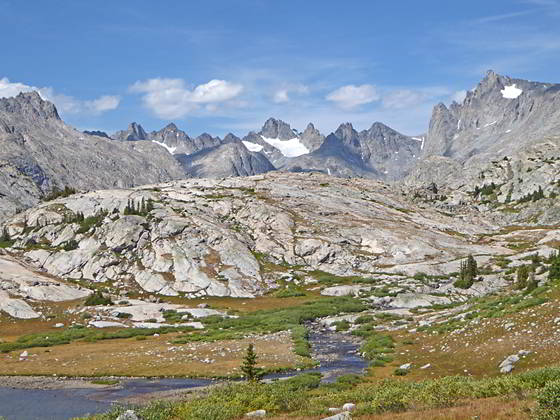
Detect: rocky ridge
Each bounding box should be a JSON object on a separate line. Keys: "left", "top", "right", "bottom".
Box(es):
{"left": 0, "top": 92, "right": 185, "bottom": 222}
{"left": 0, "top": 171, "right": 535, "bottom": 320}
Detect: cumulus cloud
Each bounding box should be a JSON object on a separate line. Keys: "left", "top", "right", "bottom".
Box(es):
{"left": 85, "top": 95, "right": 121, "bottom": 113}
{"left": 130, "top": 77, "right": 243, "bottom": 119}
{"left": 273, "top": 84, "right": 309, "bottom": 103}
{"left": 326, "top": 84, "right": 380, "bottom": 109}
{"left": 0, "top": 77, "right": 120, "bottom": 115}
{"left": 0, "top": 77, "right": 38, "bottom": 98}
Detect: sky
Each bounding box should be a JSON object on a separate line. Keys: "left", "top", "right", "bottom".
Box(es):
{"left": 1, "top": 0, "right": 560, "bottom": 137}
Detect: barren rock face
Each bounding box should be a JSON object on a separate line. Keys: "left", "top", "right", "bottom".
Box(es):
{"left": 0, "top": 253, "right": 91, "bottom": 318}
{"left": 2, "top": 172, "right": 508, "bottom": 299}
{"left": 0, "top": 93, "right": 186, "bottom": 223}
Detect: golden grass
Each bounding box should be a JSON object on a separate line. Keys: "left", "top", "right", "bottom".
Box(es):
{"left": 0, "top": 331, "right": 305, "bottom": 377}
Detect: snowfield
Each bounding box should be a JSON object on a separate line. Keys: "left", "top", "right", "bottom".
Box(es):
{"left": 501, "top": 84, "right": 523, "bottom": 99}
{"left": 242, "top": 141, "right": 264, "bottom": 152}
{"left": 260, "top": 136, "right": 309, "bottom": 157}
{"left": 152, "top": 140, "right": 177, "bottom": 154}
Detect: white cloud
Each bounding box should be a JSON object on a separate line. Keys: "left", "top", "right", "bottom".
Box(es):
{"left": 0, "top": 77, "right": 120, "bottom": 115}
{"left": 273, "top": 84, "right": 309, "bottom": 103}
{"left": 0, "top": 77, "right": 38, "bottom": 98}
{"left": 273, "top": 89, "right": 290, "bottom": 103}
{"left": 326, "top": 84, "right": 380, "bottom": 109}
{"left": 85, "top": 95, "right": 121, "bottom": 113}
{"left": 130, "top": 77, "right": 243, "bottom": 119}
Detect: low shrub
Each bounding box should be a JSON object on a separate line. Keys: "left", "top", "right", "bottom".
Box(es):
{"left": 84, "top": 291, "right": 113, "bottom": 306}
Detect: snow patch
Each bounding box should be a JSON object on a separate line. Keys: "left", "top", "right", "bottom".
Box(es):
{"left": 412, "top": 136, "right": 425, "bottom": 150}
{"left": 484, "top": 120, "right": 498, "bottom": 128}
{"left": 260, "top": 136, "right": 309, "bottom": 157}
{"left": 152, "top": 140, "right": 177, "bottom": 154}
{"left": 501, "top": 84, "right": 523, "bottom": 99}
{"left": 242, "top": 141, "right": 263, "bottom": 152}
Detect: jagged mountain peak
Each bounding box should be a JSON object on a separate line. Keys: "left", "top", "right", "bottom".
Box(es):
{"left": 421, "top": 71, "right": 560, "bottom": 161}
{"left": 223, "top": 133, "right": 240, "bottom": 143}
{"left": 196, "top": 132, "right": 217, "bottom": 141}
{"left": 0, "top": 91, "right": 60, "bottom": 122}
{"left": 367, "top": 121, "right": 397, "bottom": 133}
{"left": 112, "top": 121, "right": 147, "bottom": 141}
{"left": 335, "top": 122, "right": 357, "bottom": 139}
{"left": 260, "top": 117, "right": 295, "bottom": 139}
{"left": 161, "top": 122, "right": 179, "bottom": 132}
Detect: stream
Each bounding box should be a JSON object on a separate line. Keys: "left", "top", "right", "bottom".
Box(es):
{"left": 0, "top": 327, "right": 368, "bottom": 420}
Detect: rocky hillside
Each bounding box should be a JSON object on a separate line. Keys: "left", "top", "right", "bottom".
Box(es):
{"left": 1, "top": 172, "right": 513, "bottom": 304}
{"left": 0, "top": 93, "right": 185, "bottom": 222}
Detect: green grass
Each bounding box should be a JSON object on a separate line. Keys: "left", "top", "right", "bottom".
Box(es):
{"left": 273, "top": 287, "right": 306, "bottom": 298}
{"left": 173, "top": 297, "right": 367, "bottom": 348}
{"left": 82, "top": 367, "right": 560, "bottom": 420}
{"left": 76, "top": 214, "right": 105, "bottom": 234}
{"left": 162, "top": 310, "right": 183, "bottom": 323}
{"left": 1, "top": 297, "right": 366, "bottom": 362}
{"left": 332, "top": 320, "right": 351, "bottom": 331}
{"left": 90, "top": 379, "right": 120, "bottom": 385}
{"left": 291, "top": 325, "right": 311, "bottom": 357}
{"left": 0, "top": 324, "right": 198, "bottom": 354}
{"left": 307, "top": 270, "right": 374, "bottom": 285}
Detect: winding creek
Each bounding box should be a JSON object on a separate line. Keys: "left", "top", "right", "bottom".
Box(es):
{"left": 0, "top": 327, "right": 368, "bottom": 420}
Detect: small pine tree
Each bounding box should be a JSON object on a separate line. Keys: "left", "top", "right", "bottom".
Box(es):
{"left": 454, "top": 255, "right": 478, "bottom": 289}
{"left": 516, "top": 265, "right": 529, "bottom": 290}
{"left": 467, "top": 254, "right": 478, "bottom": 280}
{"left": 548, "top": 251, "right": 560, "bottom": 281}
{"left": 141, "top": 198, "right": 146, "bottom": 214}
{"left": 146, "top": 198, "right": 154, "bottom": 213}
{"left": 124, "top": 199, "right": 131, "bottom": 215}
{"left": 241, "top": 343, "right": 259, "bottom": 381}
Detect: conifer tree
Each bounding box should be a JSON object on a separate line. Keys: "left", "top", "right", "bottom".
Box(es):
{"left": 516, "top": 265, "right": 529, "bottom": 290}
{"left": 548, "top": 250, "right": 560, "bottom": 281}
{"left": 241, "top": 343, "right": 259, "bottom": 381}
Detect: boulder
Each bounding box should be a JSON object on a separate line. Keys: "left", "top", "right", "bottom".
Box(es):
{"left": 321, "top": 285, "right": 370, "bottom": 297}
{"left": 342, "top": 403, "right": 356, "bottom": 411}
{"left": 245, "top": 409, "right": 266, "bottom": 418}
{"left": 116, "top": 410, "right": 139, "bottom": 420}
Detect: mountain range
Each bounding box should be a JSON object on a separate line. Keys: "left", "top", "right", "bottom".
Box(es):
{"left": 1, "top": 70, "right": 560, "bottom": 220}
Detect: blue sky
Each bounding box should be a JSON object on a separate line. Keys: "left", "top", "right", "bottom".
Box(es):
{"left": 1, "top": 0, "right": 560, "bottom": 137}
